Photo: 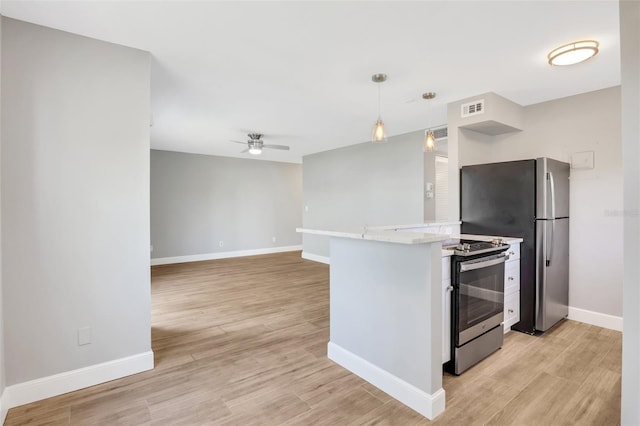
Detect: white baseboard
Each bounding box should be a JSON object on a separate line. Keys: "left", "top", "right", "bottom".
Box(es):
{"left": 327, "top": 342, "right": 445, "bottom": 420}
{"left": 0, "top": 389, "right": 8, "bottom": 425}
{"left": 301, "top": 251, "right": 330, "bottom": 265}
{"left": 568, "top": 306, "right": 623, "bottom": 331}
{"left": 151, "top": 245, "right": 302, "bottom": 266}
{"left": 3, "top": 351, "right": 154, "bottom": 410}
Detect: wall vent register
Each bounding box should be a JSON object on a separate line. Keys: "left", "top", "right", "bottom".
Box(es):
{"left": 461, "top": 99, "right": 485, "bottom": 118}
{"left": 433, "top": 127, "right": 448, "bottom": 139}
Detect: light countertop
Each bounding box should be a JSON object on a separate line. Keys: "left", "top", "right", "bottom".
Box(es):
{"left": 370, "top": 221, "right": 462, "bottom": 231}
{"left": 296, "top": 227, "right": 522, "bottom": 248}
{"left": 296, "top": 227, "right": 449, "bottom": 245}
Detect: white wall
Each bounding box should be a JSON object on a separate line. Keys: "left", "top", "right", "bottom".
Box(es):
{"left": 455, "top": 87, "right": 623, "bottom": 319}
{"left": 302, "top": 130, "right": 426, "bottom": 258}
{"left": 620, "top": 0, "right": 640, "bottom": 423}
{"left": 150, "top": 150, "right": 302, "bottom": 260}
{"left": 0, "top": 11, "right": 5, "bottom": 421}
{"left": 1, "top": 18, "right": 151, "bottom": 387}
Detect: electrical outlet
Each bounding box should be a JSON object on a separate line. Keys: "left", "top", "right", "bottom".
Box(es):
{"left": 272, "top": 237, "right": 277, "bottom": 243}
{"left": 219, "top": 241, "right": 224, "bottom": 248}
{"left": 78, "top": 327, "right": 91, "bottom": 346}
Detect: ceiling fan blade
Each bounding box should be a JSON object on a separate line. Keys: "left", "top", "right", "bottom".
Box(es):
{"left": 231, "top": 140, "right": 247, "bottom": 145}
{"left": 240, "top": 148, "right": 249, "bottom": 153}
{"left": 263, "top": 144, "right": 290, "bottom": 150}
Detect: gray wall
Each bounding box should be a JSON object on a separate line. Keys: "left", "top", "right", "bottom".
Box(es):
{"left": 150, "top": 150, "right": 302, "bottom": 259}
{"left": 330, "top": 238, "right": 442, "bottom": 395}
{"left": 455, "top": 87, "right": 623, "bottom": 318}
{"left": 1, "top": 18, "right": 151, "bottom": 385}
{"left": 621, "top": 1, "right": 640, "bottom": 423}
{"left": 302, "top": 130, "right": 425, "bottom": 258}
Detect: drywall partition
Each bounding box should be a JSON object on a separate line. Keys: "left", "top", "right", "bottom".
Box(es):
{"left": 0, "top": 12, "right": 5, "bottom": 423}
{"left": 452, "top": 87, "right": 623, "bottom": 323}
{"left": 1, "top": 17, "right": 152, "bottom": 403}
{"left": 620, "top": 1, "right": 640, "bottom": 424}
{"left": 150, "top": 150, "right": 302, "bottom": 263}
{"left": 302, "top": 130, "right": 425, "bottom": 259}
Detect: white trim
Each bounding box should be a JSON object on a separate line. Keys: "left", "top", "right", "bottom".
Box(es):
{"left": 568, "top": 306, "right": 623, "bottom": 331}
{"left": 301, "top": 251, "right": 330, "bottom": 265}
{"left": 0, "top": 389, "right": 8, "bottom": 425}
{"left": 3, "top": 351, "right": 154, "bottom": 410}
{"left": 327, "top": 342, "right": 445, "bottom": 420}
{"left": 151, "top": 245, "right": 302, "bottom": 266}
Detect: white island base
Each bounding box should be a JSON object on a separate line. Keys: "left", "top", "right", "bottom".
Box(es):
{"left": 299, "top": 228, "right": 447, "bottom": 420}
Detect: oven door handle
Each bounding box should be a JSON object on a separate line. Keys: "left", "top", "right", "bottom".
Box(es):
{"left": 459, "top": 255, "right": 508, "bottom": 272}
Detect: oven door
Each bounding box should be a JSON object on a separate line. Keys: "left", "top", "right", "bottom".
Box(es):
{"left": 455, "top": 253, "right": 507, "bottom": 346}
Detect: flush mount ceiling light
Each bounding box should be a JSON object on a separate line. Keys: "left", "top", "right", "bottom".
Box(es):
{"left": 371, "top": 73, "right": 388, "bottom": 143}
{"left": 548, "top": 40, "right": 599, "bottom": 66}
{"left": 422, "top": 92, "right": 436, "bottom": 152}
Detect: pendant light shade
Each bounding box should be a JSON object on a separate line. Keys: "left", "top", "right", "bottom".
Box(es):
{"left": 423, "top": 129, "right": 436, "bottom": 152}
{"left": 372, "top": 118, "right": 386, "bottom": 142}
{"left": 371, "top": 73, "right": 388, "bottom": 143}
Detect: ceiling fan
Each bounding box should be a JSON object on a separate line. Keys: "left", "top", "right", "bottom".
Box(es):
{"left": 231, "top": 133, "right": 290, "bottom": 155}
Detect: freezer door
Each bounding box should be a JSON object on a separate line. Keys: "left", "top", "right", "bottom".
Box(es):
{"left": 536, "top": 158, "right": 570, "bottom": 219}
{"left": 535, "top": 218, "right": 569, "bottom": 331}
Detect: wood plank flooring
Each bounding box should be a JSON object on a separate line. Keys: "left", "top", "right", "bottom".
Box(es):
{"left": 5, "top": 251, "right": 621, "bottom": 425}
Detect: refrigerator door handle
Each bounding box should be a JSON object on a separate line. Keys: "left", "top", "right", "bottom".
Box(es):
{"left": 546, "top": 172, "right": 556, "bottom": 267}
{"left": 548, "top": 172, "right": 556, "bottom": 220}
{"left": 547, "top": 221, "right": 555, "bottom": 267}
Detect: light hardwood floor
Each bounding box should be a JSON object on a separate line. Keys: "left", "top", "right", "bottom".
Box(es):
{"left": 5, "top": 251, "right": 621, "bottom": 425}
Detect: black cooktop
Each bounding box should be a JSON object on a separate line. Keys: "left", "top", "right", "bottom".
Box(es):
{"left": 443, "top": 238, "right": 509, "bottom": 256}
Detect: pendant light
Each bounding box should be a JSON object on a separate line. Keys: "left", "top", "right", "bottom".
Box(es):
{"left": 371, "top": 73, "right": 387, "bottom": 143}
{"left": 422, "top": 92, "right": 436, "bottom": 152}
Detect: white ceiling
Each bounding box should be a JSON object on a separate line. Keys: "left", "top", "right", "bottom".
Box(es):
{"left": 1, "top": 1, "right": 621, "bottom": 164}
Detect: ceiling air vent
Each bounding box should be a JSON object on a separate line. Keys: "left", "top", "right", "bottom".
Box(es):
{"left": 461, "top": 99, "right": 485, "bottom": 118}
{"left": 433, "top": 127, "right": 448, "bottom": 140}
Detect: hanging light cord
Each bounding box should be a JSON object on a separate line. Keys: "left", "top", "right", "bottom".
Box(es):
{"left": 377, "top": 83, "right": 382, "bottom": 119}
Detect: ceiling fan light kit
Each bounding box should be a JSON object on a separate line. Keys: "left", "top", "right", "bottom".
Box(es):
{"left": 548, "top": 40, "right": 599, "bottom": 66}
{"left": 371, "top": 73, "right": 388, "bottom": 143}
{"left": 231, "top": 133, "right": 290, "bottom": 155}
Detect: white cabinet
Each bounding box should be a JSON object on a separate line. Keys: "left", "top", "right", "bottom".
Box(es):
{"left": 504, "top": 292, "right": 520, "bottom": 329}
{"left": 442, "top": 256, "right": 451, "bottom": 364}
{"left": 503, "top": 243, "right": 521, "bottom": 332}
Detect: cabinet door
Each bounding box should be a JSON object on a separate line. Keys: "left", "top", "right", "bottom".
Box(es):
{"left": 504, "top": 260, "right": 520, "bottom": 295}
{"left": 504, "top": 291, "right": 521, "bottom": 332}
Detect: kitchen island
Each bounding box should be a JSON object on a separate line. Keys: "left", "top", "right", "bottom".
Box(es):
{"left": 297, "top": 227, "right": 449, "bottom": 420}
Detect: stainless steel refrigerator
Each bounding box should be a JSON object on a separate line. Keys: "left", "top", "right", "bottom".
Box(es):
{"left": 460, "top": 158, "right": 569, "bottom": 333}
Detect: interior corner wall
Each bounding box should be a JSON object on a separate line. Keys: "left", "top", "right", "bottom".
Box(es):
{"left": 302, "top": 130, "right": 425, "bottom": 258}
{"left": 455, "top": 86, "right": 623, "bottom": 319}
{"left": 620, "top": 0, "right": 640, "bottom": 424}
{"left": 150, "top": 150, "right": 302, "bottom": 259}
{"left": 1, "top": 18, "right": 151, "bottom": 386}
